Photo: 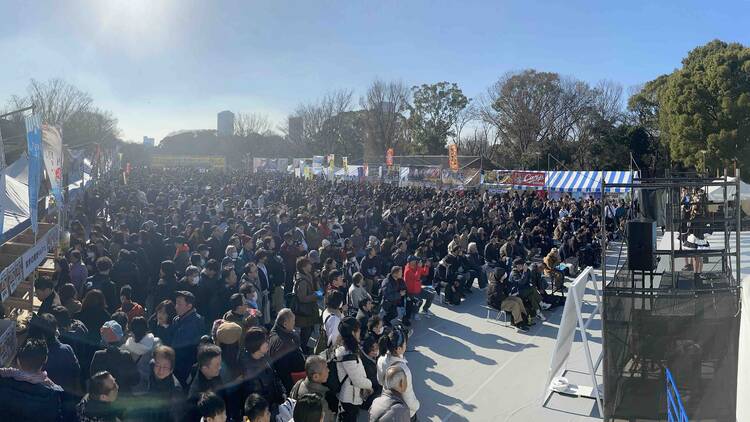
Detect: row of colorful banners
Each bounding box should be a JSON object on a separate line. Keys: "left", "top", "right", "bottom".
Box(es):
{"left": 483, "top": 170, "right": 546, "bottom": 188}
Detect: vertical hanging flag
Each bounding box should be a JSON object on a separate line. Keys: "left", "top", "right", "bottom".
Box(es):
{"left": 0, "top": 125, "right": 6, "bottom": 170}
{"left": 0, "top": 126, "right": 4, "bottom": 235}
{"left": 42, "top": 125, "right": 64, "bottom": 206}
{"left": 25, "top": 115, "right": 42, "bottom": 234}
{"left": 328, "top": 154, "right": 335, "bottom": 170}
{"left": 386, "top": 148, "right": 394, "bottom": 166}
{"left": 448, "top": 144, "right": 459, "bottom": 171}
{"left": 342, "top": 156, "right": 348, "bottom": 174}
{"left": 363, "top": 162, "right": 369, "bottom": 178}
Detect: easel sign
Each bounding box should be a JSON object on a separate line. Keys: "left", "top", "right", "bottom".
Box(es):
{"left": 543, "top": 266, "right": 604, "bottom": 417}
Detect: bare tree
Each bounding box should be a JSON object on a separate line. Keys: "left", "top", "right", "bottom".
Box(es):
{"left": 62, "top": 108, "right": 120, "bottom": 147}
{"left": 8, "top": 78, "right": 93, "bottom": 126}
{"left": 235, "top": 112, "right": 273, "bottom": 137}
{"left": 452, "top": 102, "right": 476, "bottom": 151}
{"left": 480, "top": 70, "right": 596, "bottom": 168}
{"left": 293, "top": 89, "right": 354, "bottom": 153}
{"left": 360, "top": 79, "right": 410, "bottom": 159}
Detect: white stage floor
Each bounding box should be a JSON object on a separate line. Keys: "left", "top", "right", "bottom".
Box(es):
{"left": 384, "top": 231, "right": 749, "bottom": 422}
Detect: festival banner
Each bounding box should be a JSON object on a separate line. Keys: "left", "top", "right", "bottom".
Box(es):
{"left": 511, "top": 170, "right": 545, "bottom": 187}
{"left": 312, "top": 155, "right": 324, "bottom": 175}
{"left": 483, "top": 170, "right": 513, "bottom": 185}
{"left": 386, "top": 148, "right": 394, "bottom": 166}
{"left": 342, "top": 156, "right": 348, "bottom": 173}
{"left": 277, "top": 158, "right": 289, "bottom": 172}
{"left": 448, "top": 144, "right": 459, "bottom": 171}
{"left": 383, "top": 165, "right": 400, "bottom": 183}
{"left": 408, "top": 166, "right": 442, "bottom": 183}
{"left": 0, "top": 124, "right": 6, "bottom": 170}
{"left": 42, "top": 125, "right": 64, "bottom": 206}
{"left": 25, "top": 115, "right": 42, "bottom": 234}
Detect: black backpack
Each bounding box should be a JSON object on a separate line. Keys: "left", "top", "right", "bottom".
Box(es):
{"left": 322, "top": 349, "right": 358, "bottom": 395}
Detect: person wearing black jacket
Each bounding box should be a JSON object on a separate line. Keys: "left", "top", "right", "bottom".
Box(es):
{"left": 359, "top": 247, "right": 382, "bottom": 295}
{"left": 130, "top": 345, "right": 184, "bottom": 422}
{"left": 379, "top": 266, "right": 407, "bottom": 327}
{"left": 82, "top": 257, "right": 118, "bottom": 314}
{"left": 267, "top": 309, "right": 305, "bottom": 393}
{"left": 208, "top": 269, "right": 238, "bottom": 324}
{"left": 90, "top": 320, "right": 140, "bottom": 395}
{"left": 487, "top": 268, "right": 530, "bottom": 331}
{"left": 241, "top": 327, "right": 286, "bottom": 412}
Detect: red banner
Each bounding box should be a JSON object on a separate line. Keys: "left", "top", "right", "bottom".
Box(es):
{"left": 386, "top": 148, "right": 394, "bottom": 166}
{"left": 511, "top": 171, "right": 545, "bottom": 187}
{"left": 448, "top": 144, "right": 459, "bottom": 171}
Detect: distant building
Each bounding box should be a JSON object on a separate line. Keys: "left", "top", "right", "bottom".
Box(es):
{"left": 217, "top": 110, "right": 235, "bottom": 137}
{"left": 143, "top": 136, "right": 155, "bottom": 147}
{"left": 288, "top": 116, "right": 303, "bottom": 143}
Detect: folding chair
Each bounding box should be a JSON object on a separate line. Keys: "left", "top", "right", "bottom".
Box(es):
{"left": 482, "top": 305, "right": 510, "bottom": 326}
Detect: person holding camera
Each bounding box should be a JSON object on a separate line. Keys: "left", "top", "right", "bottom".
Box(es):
{"left": 402, "top": 256, "right": 436, "bottom": 326}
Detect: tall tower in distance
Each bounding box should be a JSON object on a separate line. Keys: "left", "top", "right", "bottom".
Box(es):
{"left": 217, "top": 110, "right": 235, "bottom": 137}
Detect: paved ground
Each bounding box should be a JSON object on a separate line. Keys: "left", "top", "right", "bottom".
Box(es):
{"left": 402, "top": 246, "right": 617, "bottom": 422}
{"left": 400, "top": 231, "right": 748, "bottom": 422}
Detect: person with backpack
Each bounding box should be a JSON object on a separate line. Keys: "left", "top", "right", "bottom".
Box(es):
{"left": 120, "top": 316, "right": 160, "bottom": 393}
{"left": 334, "top": 317, "right": 372, "bottom": 422}
{"left": 289, "top": 355, "right": 334, "bottom": 422}
{"left": 376, "top": 327, "right": 419, "bottom": 419}
{"left": 318, "top": 291, "right": 345, "bottom": 354}
{"left": 293, "top": 257, "right": 322, "bottom": 355}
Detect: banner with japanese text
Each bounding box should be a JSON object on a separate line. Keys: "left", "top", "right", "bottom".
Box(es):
{"left": 42, "top": 125, "right": 64, "bottom": 206}
{"left": 25, "top": 115, "right": 42, "bottom": 234}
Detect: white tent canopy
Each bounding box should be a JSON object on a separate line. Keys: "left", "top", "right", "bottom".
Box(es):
{"left": 705, "top": 177, "right": 750, "bottom": 202}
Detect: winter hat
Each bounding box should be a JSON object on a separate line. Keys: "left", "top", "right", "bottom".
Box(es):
{"left": 321, "top": 239, "right": 331, "bottom": 248}
{"left": 101, "top": 320, "right": 124, "bottom": 344}
{"left": 407, "top": 255, "right": 419, "bottom": 263}
{"left": 215, "top": 322, "right": 242, "bottom": 346}
{"left": 308, "top": 250, "right": 321, "bottom": 264}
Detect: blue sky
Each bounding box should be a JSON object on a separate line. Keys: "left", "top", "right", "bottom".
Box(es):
{"left": 0, "top": 0, "right": 748, "bottom": 143}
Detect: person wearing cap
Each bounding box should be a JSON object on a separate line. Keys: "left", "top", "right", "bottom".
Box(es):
{"left": 90, "top": 320, "right": 140, "bottom": 394}
{"left": 223, "top": 293, "right": 249, "bottom": 327}
{"left": 403, "top": 256, "right": 435, "bottom": 326}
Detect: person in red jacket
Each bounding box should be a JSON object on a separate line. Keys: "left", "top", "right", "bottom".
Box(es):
{"left": 402, "top": 256, "right": 436, "bottom": 326}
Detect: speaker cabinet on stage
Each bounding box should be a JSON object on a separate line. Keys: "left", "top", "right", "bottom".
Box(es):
{"left": 627, "top": 220, "right": 656, "bottom": 271}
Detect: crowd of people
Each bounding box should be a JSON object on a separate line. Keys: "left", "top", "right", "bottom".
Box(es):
{"left": 0, "top": 167, "right": 626, "bottom": 422}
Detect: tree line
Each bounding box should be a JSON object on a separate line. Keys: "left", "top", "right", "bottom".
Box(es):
{"left": 287, "top": 39, "right": 749, "bottom": 178}
{"left": 3, "top": 39, "right": 748, "bottom": 178}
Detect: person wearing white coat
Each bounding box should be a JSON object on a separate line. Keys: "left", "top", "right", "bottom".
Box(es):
{"left": 120, "top": 316, "right": 161, "bottom": 394}
{"left": 376, "top": 328, "right": 419, "bottom": 418}
{"left": 335, "top": 317, "right": 372, "bottom": 422}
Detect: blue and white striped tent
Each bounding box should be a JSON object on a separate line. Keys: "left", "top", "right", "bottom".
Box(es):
{"left": 545, "top": 170, "right": 635, "bottom": 193}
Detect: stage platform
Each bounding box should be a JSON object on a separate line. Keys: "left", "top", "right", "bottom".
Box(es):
{"left": 390, "top": 230, "right": 749, "bottom": 421}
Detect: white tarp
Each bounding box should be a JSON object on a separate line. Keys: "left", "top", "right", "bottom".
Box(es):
{"left": 705, "top": 177, "right": 750, "bottom": 201}
{"left": 2, "top": 164, "right": 31, "bottom": 235}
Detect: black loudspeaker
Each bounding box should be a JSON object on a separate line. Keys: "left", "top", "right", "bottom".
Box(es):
{"left": 627, "top": 220, "right": 656, "bottom": 271}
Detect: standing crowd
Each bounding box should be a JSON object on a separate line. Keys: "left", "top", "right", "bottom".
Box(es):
{"left": 0, "top": 168, "right": 626, "bottom": 421}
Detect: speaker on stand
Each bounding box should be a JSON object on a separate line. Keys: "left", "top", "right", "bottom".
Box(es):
{"left": 627, "top": 219, "right": 656, "bottom": 288}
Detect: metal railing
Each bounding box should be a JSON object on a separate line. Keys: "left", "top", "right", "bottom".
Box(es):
{"left": 666, "top": 368, "right": 689, "bottom": 422}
